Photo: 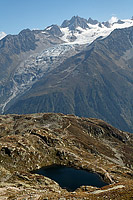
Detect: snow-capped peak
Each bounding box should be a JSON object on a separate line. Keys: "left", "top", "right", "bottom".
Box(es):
{"left": 45, "top": 26, "right": 53, "bottom": 31}
{"left": 60, "top": 16, "right": 133, "bottom": 45}
{"left": 109, "top": 16, "right": 118, "bottom": 24}
{"left": 0, "top": 32, "right": 6, "bottom": 40}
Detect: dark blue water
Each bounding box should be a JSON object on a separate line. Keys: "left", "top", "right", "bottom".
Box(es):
{"left": 32, "top": 165, "right": 108, "bottom": 191}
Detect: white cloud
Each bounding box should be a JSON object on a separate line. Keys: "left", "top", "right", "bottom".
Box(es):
{"left": 109, "top": 16, "right": 118, "bottom": 24}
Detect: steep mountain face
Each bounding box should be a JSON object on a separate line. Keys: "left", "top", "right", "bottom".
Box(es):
{"left": 45, "top": 24, "right": 63, "bottom": 37}
{"left": 0, "top": 16, "right": 133, "bottom": 132}
{"left": 0, "top": 28, "right": 65, "bottom": 113}
{"left": 0, "top": 113, "right": 132, "bottom": 199}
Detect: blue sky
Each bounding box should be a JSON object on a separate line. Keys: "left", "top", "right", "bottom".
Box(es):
{"left": 1, "top": 0, "right": 133, "bottom": 34}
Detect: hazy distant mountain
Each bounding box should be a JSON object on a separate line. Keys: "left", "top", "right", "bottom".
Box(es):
{"left": 0, "top": 16, "right": 133, "bottom": 132}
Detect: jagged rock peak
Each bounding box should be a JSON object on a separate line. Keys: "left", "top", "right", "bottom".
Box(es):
{"left": 61, "top": 15, "right": 89, "bottom": 30}
{"left": 44, "top": 24, "right": 63, "bottom": 37}
{"left": 102, "top": 21, "right": 111, "bottom": 28}
{"left": 18, "top": 28, "right": 32, "bottom": 35}
{"left": 88, "top": 17, "right": 99, "bottom": 25}
{"left": 0, "top": 28, "right": 37, "bottom": 54}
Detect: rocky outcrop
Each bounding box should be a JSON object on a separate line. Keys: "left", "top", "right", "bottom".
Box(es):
{"left": 45, "top": 25, "right": 63, "bottom": 37}
{"left": 0, "top": 113, "right": 132, "bottom": 199}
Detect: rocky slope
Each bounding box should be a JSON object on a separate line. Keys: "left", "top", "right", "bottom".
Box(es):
{"left": 0, "top": 113, "right": 132, "bottom": 199}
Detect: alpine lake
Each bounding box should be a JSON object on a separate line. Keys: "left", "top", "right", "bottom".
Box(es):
{"left": 32, "top": 165, "right": 108, "bottom": 191}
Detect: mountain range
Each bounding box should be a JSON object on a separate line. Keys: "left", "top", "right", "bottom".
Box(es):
{"left": 0, "top": 16, "right": 133, "bottom": 132}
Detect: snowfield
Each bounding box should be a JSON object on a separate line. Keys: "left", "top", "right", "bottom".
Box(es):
{"left": 61, "top": 19, "right": 133, "bottom": 45}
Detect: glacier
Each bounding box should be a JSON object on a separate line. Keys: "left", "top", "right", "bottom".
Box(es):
{"left": 0, "top": 43, "right": 82, "bottom": 113}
